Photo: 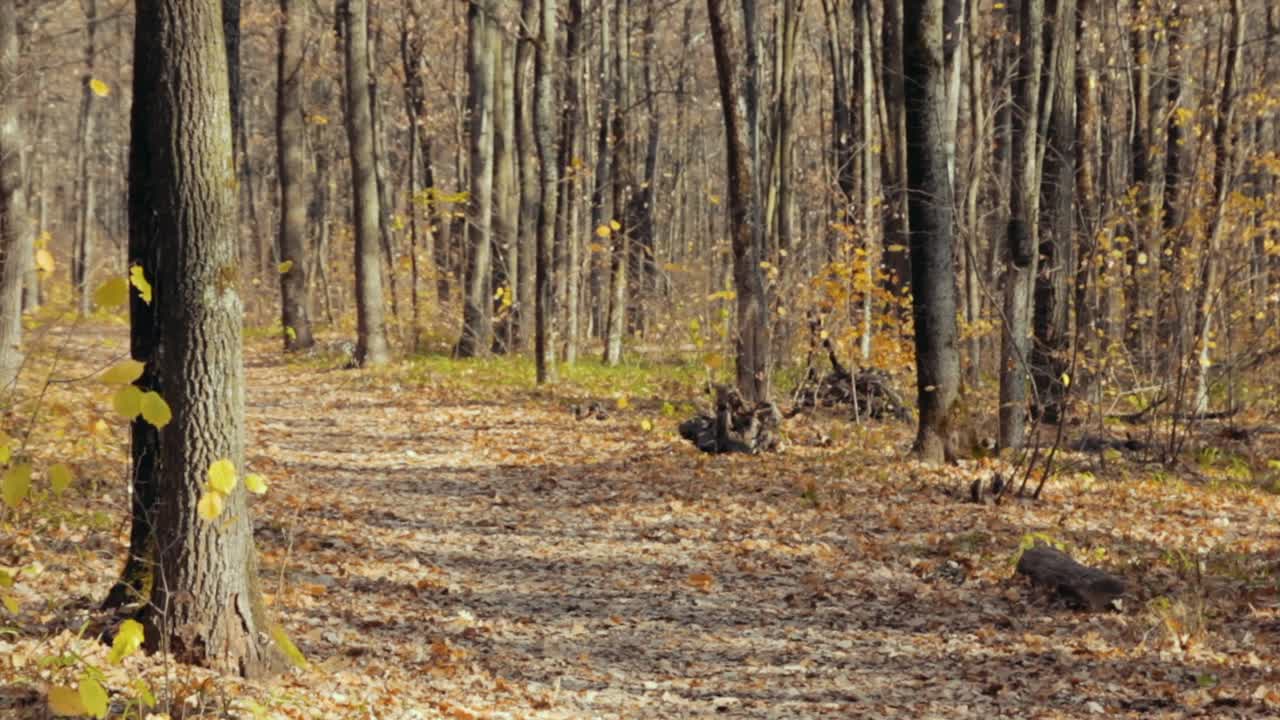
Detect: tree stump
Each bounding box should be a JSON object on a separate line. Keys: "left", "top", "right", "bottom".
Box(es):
{"left": 1015, "top": 544, "right": 1126, "bottom": 611}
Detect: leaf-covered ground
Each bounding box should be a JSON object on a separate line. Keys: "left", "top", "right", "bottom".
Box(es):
{"left": 5, "top": 326, "right": 1280, "bottom": 718}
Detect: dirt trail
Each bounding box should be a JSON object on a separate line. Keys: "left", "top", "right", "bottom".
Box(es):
{"left": 239, "top": 347, "right": 1269, "bottom": 720}
{"left": 7, "top": 330, "right": 1279, "bottom": 719}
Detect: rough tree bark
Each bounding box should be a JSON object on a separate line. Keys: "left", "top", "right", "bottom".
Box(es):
{"left": 276, "top": 0, "right": 314, "bottom": 351}
{"left": 903, "top": 0, "right": 962, "bottom": 463}
{"left": 123, "top": 0, "right": 284, "bottom": 677}
{"left": 706, "top": 0, "right": 772, "bottom": 405}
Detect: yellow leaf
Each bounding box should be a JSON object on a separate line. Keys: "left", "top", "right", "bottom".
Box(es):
{"left": 609, "top": 219, "right": 622, "bottom": 231}
{"left": 0, "top": 434, "right": 10, "bottom": 464}
{"left": 197, "top": 492, "right": 224, "bottom": 521}
{"left": 640, "top": 419, "right": 653, "bottom": 432}
{"left": 139, "top": 391, "right": 172, "bottom": 429}
{"left": 78, "top": 676, "right": 108, "bottom": 719}
{"left": 1060, "top": 372, "right": 1071, "bottom": 388}
{"left": 703, "top": 353, "right": 725, "bottom": 370}
{"left": 89, "top": 78, "right": 110, "bottom": 97}
{"left": 129, "top": 265, "right": 152, "bottom": 304}
{"left": 270, "top": 624, "right": 309, "bottom": 669}
{"left": 886, "top": 244, "right": 908, "bottom": 253}
{"left": 101, "top": 359, "right": 145, "bottom": 385}
{"left": 206, "top": 459, "right": 237, "bottom": 494}
{"left": 588, "top": 242, "right": 607, "bottom": 253}
{"left": 35, "top": 249, "right": 55, "bottom": 274}
{"left": 48, "top": 463, "right": 73, "bottom": 495}
{"left": 687, "top": 573, "right": 715, "bottom": 592}
{"left": 244, "top": 473, "right": 268, "bottom": 495}
{"left": 595, "top": 225, "right": 611, "bottom": 238}
{"left": 2, "top": 463, "right": 33, "bottom": 508}
{"left": 48, "top": 686, "right": 86, "bottom": 716}
{"left": 308, "top": 113, "right": 329, "bottom": 125}
{"left": 278, "top": 260, "right": 294, "bottom": 274}
{"left": 112, "top": 385, "right": 143, "bottom": 419}
{"left": 616, "top": 396, "right": 630, "bottom": 410}
{"left": 109, "top": 619, "right": 145, "bottom": 664}
{"left": 93, "top": 277, "right": 130, "bottom": 308}
{"left": 2, "top": 592, "right": 18, "bottom": 614}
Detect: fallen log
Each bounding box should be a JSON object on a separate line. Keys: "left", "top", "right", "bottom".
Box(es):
{"left": 1015, "top": 544, "right": 1126, "bottom": 611}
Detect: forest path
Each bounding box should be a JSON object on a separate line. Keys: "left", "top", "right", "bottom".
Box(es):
{"left": 242, "top": 345, "right": 1007, "bottom": 719}
{"left": 238, "top": 341, "right": 1253, "bottom": 720}
{"left": 11, "top": 327, "right": 1275, "bottom": 719}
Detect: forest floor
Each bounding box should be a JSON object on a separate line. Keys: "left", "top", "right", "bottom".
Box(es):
{"left": 5, "top": 324, "right": 1280, "bottom": 719}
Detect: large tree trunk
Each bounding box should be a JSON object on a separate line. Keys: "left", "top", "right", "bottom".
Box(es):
{"left": 1031, "top": 0, "right": 1076, "bottom": 424}
{"left": 125, "top": 0, "right": 283, "bottom": 678}
{"left": 457, "top": 0, "right": 497, "bottom": 357}
{"left": 998, "top": 0, "right": 1044, "bottom": 451}
{"left": 276, "top": 0, "right": 314, "bottom": 351}
{"left": 706, "top": 0, "right": 772, "bottom": 405}
{"left": 534, "top": 0, "right": 559, "bottom": 383}
{"left": 0, "top": 0, "right": 25, "bottom": 389}
{"left": 903, "top": 0, "right": 962, "bottom": 463}
{"left": 342, "top": 0, "right": 390, "bottom": 365}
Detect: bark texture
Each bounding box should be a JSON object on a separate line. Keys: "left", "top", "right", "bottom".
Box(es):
{"left": 903, "top": 0, "right": 962, "bottom": 463}
{"left": 127, "top": 0, "right": 282, "bottom": 678}
{"left": 1017, "top": 544, "right": 1126, "bottom": 611}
